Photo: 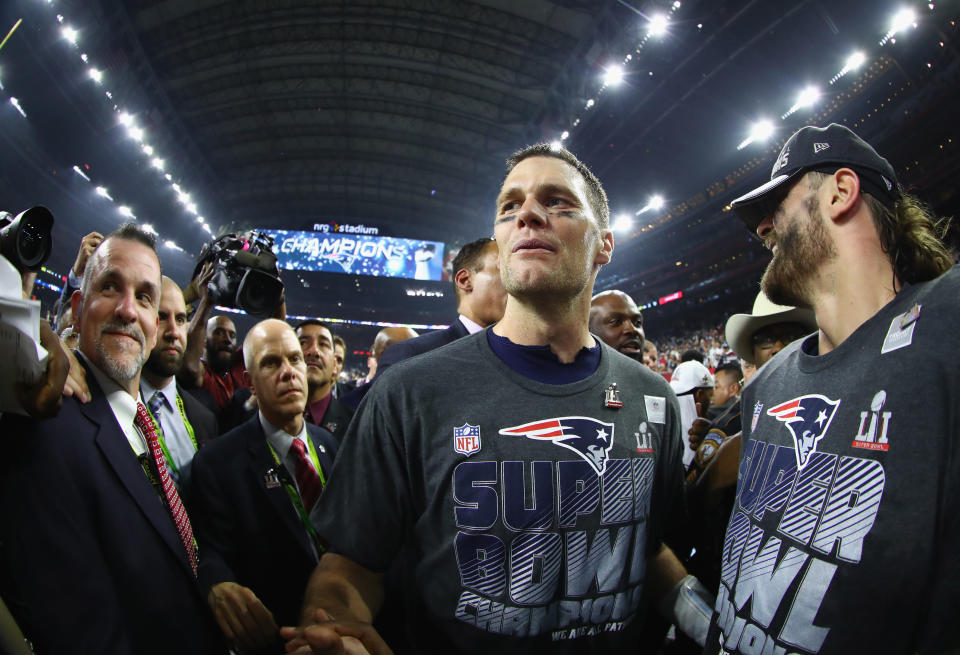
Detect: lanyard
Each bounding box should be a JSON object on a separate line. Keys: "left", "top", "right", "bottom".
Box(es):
{"left": 265, "top": 438, "right": 326, "bottom": 556}
{"left": 145, "top": 392, "right": 198, "bottom": 477}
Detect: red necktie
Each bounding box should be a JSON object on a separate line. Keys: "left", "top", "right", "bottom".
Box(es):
{"left": 290, "top": 438, "right": 323, "bottom": 513}
{"left": 134, "top": 402, "right": 198, "bottom": 576}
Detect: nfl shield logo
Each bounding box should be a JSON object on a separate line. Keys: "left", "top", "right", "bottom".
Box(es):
{"left": 454, "top": 423, "right": 481, "bottom": 456}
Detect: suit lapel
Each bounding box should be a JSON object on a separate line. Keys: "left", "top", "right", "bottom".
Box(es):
{"left": 245, "top": 418, "right": 315, "bottom": 557}
{"left": 81, "top": 364, "right": 194, "bottom": 578}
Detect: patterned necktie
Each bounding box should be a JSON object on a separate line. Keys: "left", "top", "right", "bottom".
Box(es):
{"left": 134, "top": 402, "right": 198, "bottom": 576}
{"left": 147, "top": 391, "right": 166, "bottom": 436}
{"left": 290, "top": 438, "right": 323, "bottom": 513}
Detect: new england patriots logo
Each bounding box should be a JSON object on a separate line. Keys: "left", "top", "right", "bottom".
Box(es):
{"left": 499, "top": 417, "right": 614, "bottom": 475}
{"left": 767, "top": 395, "right": 841, "bottom": 470}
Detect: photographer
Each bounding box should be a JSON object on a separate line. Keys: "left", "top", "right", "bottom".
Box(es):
{"left": 179, "top": 233, "right": 287, "bottom": 419}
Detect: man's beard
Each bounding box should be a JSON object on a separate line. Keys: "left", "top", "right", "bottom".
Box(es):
{"left": 144, "top": 345, "right": 183, "bottom": 378}
{"left": 206, "top": 343, "right": 234, "bottom": 372}
{"left": 95, "top": 321, "right": 146, "bottom": 385}
{"left": 500, "top": 258, "right": 591, "bottom": 305}
{"left": 761, "top": 192, "right": 835, "bottom": 308}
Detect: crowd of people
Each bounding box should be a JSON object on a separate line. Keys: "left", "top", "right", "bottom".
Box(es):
{"left": 0, "top": 124, "right": 957, "bottom": 655}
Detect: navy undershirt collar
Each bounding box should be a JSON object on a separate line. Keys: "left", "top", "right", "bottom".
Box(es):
{"left": 486, "top": 329, "right": 601, "bottom": 384}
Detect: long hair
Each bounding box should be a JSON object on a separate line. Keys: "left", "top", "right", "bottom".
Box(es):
{"left": 863, "top": 193, "right": 953, "bottom": 284}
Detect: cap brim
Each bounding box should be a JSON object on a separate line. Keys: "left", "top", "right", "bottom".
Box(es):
{"left": 724, "top": 306, "right": 817, "bottom": 362}
{"left": 730, "top": 172, "right": 799, "bottom": 231}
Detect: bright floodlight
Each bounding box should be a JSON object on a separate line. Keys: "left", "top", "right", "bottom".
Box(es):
{"left": 202, "top": 224, "right": 212, "bottom": 233}
{"left": 197, "top": 216, "right": 205, "bottom": 223}
{"left": 603, "top": 64, "right": 624, "bottom": 87}
{"left": 561, "top": 130, "right": 570, "bottom": 140}
{"left": 586, "top": 98, "right": 595, "bottom": 109}
{"left": 117, "top": 206, "right": 133, "bottom": 218}
{"left": 177, "top": 192, "right": 191, "bottom": 205}
{"left": 846, "top": 51, "right": 867, "bottom": 70}
{"left": 126, "top": 125, "right": 144, "bottom": 142}
{"left": 796, "top": 86, "right": 820, "bottom": 107}
{"left": 9, "top": 97, "right": 26, "bottom": 118}
{"left": 118, "top": 112, "right": 134, "bottom": 127}
{"left": 142, "top": 223, "right": 157, "bottom": 235}
{"left": 549, "top": 141, "right": 562, "bottom": 152}
{"left": 648, "top": 14, "right": 668, "bottom": 36}
{"left": 95, "top": 186, "right": 112, "bottom": 200}
{"left": 186, "top": 202, "right": 198, "bottom": 215}
{"left": 164, "top": 240, "right": 177, "bottom": 249}
{"left": 141, "top": 144, "right": 154, "bottom": 156}
{"left": 648, "top": 195, "right": 664, "bottom": 211}
{"left": 88, "top": 68, "right": 103, "bottom": 83}
{"left": 151, "top": 157, "right": 164, "bottom": 170}
{"left": 612, "top": 213, "right": 633, "bottom": 233}
{"left": 61, "top": 26, "right": 78, "bottom": 45}
{"left": 737, "top": 120, "right": 775, "bottom": 150}
{"left": 890, "top": 8, "right": 916, "bottom": 34}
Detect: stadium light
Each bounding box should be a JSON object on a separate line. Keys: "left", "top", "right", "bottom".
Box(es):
{"left": 118, "top": 112, "right": 134, "bottom": 127}
{"left": 95, "top": 186, "right": 112, "bottom": 200}
{"left": 117, "top": 206, "right": 134, "bottom": 218}
{"left": 783, "top": 86, "right": 821, "bottom": 118}
{"left": 549, "top": 141, "right": 562, "bottom": 152}
{"left": 636, "top": 194, "right": 665, "bottom": 214}
{"left": 126, "top": 125, "right": 144, "bottom": 142}
{"left": 603, "top": 64, "right": 624, "bottom": 87}
{"left": 846, "top": 51, "right": 867, "bottom": 70}
{"left": 61, "top": 26, "right": 78, "bottom": 45}
{"left": 186, "top": 202, "right": 198, "bottom": 215}
{"left": 561, "top": 130, "right": 570, "bottom": 140}
{"left": 88, "top": 68, "right": 103, "bottom": 83}
{"left": 196, "top": 216, "right": 205, "bottom": 223}
{"left": 890, "top": 8, "right": 917, "bottom": 34}
{"left": 141, "top": 224, "right": 157, "bottom": 235}
{"left": 141, "top": 144, "right": 154, "bottom": 156}
{"left": 9, "top": 97, "right": 26, "bottom": 118}
{"left": 150, "top": 157, "right": 164, "bottom": 170}
{"left": 648, "top": 14, "right": 668, "bottom": 37}
{"left": 612, "top": 213, "right": 633, "bottom": 233}
{"left": 737, "top": 120, "right": 774, "bottom": 150}
{"left": 72, "top": 165, "right": 91, "bottom": 181}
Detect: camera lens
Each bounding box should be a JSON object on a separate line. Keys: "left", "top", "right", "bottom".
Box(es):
{"left": 17, "top": 221, "right": 44, "bottom": 267}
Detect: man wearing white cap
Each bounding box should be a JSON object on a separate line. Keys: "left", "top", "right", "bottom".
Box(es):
{"left": 669, "top": 360, "right": 715, "bottom": 469}
{"left": 706, "top": 124, "right": 957, "bottom": 655}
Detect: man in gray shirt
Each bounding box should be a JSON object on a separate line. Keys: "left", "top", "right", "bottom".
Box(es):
{"left": 283, "top": 145, "right": 713, "bottom": 654}
{"left": 705, "top": 124, "right": 957, "bottom": 654}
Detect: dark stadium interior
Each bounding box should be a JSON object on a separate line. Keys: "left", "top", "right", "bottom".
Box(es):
{"left": 1, "top": 0, "right": 957, "bottom": 369}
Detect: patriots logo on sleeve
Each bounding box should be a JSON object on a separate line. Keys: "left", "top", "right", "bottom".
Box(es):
{"left": 767, "top": 394, "right": 841, "bottom": 470}
{"left": 499, "top": 417, "right": 615, "bottom": 475}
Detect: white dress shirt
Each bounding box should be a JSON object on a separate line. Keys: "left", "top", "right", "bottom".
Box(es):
{"left": 459, "top": 314, "right": 484, "bottom": 335}
{"left": 141, "top": 376, "right": 197, "bottom": 472}
{"left": 259, "top": 411, "right": 317, "bottom": 492}
{"left": 78, "top": 351, "right": 147, "bottom": 456}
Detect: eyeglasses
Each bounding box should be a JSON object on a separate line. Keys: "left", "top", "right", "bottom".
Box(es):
{"left": 751, "top": 323, "right": 810, "bottom": 349}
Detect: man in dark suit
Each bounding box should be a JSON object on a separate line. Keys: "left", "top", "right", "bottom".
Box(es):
{"left": 295, "top": 320, "right": 354, "bottom": 443}
{"left": 374, "top": 236, "right": 507, "bottom": 379}
{"left": 0, "top": 224, "right": 225, "bottom": 654}
{"left": 187, "top": 319, "right": 339, "bottom": 654}
{"left": 140, "top": 276, "right": 217, "bottom": 495}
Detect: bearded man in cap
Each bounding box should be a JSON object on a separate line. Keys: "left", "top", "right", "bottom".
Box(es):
{"left": 705, "top": 124, "right": 956, "bottom": 654}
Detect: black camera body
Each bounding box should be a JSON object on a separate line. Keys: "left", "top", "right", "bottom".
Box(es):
{"left": 194, "top": 231, "right": 284, "bottom": 316}
{"left": 0, "top": 206, "right": 54, "bottom": 272}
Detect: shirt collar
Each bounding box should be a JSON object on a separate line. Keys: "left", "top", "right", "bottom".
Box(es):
{"left": 259, "top": 410, "right": 309, "bottom": 457}
{"left": 459, "top": 314, "right": 484, "bottom": 335}
{"left": 140, "top": 375, "right": 178, "bottom": 410}
{"left": 77, "top": 350, "right": 143, "bottom": 428}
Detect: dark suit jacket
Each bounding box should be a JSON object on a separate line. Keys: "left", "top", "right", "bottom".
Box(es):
{"left": 186, "top": 414, "right": 338, "bottom": 642}
{"left": 308, "top": 395, "right": 354, "bottom": 445}
{"left": 340, "top": 319, "right": 471, "bottom": 410}
{"left": 0, "top": 363, "right": 225, "bottom": 655}
{"left": 374, "top": 319, "right": 470, "bottom": 380}
{"left": 180, "top": 384, "right": 218, "bottom": 447}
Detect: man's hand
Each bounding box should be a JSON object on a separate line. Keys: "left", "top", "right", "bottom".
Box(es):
{"left": 185, "top": 261, "right": 214, "bottom": 306}
{"left": 61, "top": 342, "right": 91, "bottom": 404}
{"left": 72, "top": 232, "right": 104, "bottom": 279}
{"left": 14, "top": 321, "right": 70, "bottom": 418}
{"left": 280, "top": 609, "right": 392, "bottom": 655}
{"left": 207, "top": 581, "right": 278, "bottom": 651}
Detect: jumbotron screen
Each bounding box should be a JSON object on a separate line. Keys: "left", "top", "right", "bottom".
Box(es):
{"left": 261, "top": 229, "right": 446, "bottom": 281}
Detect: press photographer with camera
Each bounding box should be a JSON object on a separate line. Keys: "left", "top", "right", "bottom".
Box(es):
{"left": 179, "top": 231, "right": 287, "bottom": 419}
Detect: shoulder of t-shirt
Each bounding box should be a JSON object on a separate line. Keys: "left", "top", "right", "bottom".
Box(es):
{"left": 907, "top": 263, "right": 960, "bottom": 315}
{"left": 367, "top": 330, "right": 488, "bottom": 395}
